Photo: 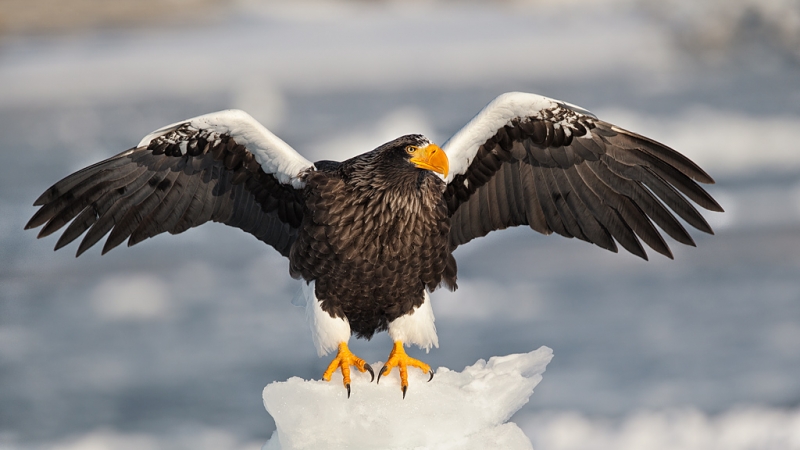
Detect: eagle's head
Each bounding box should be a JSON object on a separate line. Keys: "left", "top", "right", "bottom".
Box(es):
{"left": 344, "top": 134, "right": 449, "bottom": 191}
{"left": 376, "top": 134, "right": 449, "bottom": 179}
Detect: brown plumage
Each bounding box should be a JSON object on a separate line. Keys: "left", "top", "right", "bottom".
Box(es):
{"left": 290, "top": 136, "right": 454, "bottom": 338}
{"left": 26, "top": 126, "right": 303, "bottom": 258}
{"left": 24, "top": 93, "right": 723, "bottom": 370}
{"left": 445, "top": 106, "right": 722, "bottom": 261}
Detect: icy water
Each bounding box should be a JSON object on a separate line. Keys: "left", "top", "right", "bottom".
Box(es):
{"left": 2, "top": 2, "right": 800, "bottom": 448}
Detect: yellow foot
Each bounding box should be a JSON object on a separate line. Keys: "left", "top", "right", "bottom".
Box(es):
{"left": 377, "top": 341, "right": 434, "bottom": 398}
{"left": 322, "top": 342, "right": 374, "bottom": 398}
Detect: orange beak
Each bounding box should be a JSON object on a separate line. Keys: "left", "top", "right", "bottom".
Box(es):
{"left": 409, "top": 143, "right": 449, "bottom": 178}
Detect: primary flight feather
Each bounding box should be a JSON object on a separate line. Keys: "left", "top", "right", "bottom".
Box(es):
{"left": 26, "top": 92, "right": 722, "bottom": 398}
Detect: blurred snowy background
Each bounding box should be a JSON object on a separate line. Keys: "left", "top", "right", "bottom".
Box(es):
{"left": 1, "top": 0, "right": 800, "bottom": 448}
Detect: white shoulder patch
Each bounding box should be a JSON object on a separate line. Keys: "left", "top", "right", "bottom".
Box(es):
{"left": 441, "top": 92, "right": 597, "bottom": 183}
{"left": 137, "top": 110, "right": 313, "bottom": 189}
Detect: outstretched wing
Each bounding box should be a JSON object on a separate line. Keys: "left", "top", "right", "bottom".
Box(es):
{"left": 443, "top": 92, "right": 723, "bottom": 260}
{"left": 26, "top": 110, "right": 313, "bottom": 258}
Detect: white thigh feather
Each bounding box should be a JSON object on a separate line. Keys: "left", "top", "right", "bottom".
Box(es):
{"left": 387, "top": 291, "right": 439, "bottom": 352}
{"left": 302, "top": 281, "right": 351, "bottom": 356}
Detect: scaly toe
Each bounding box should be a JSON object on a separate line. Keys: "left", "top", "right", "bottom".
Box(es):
{"left": 321, "top": 343, "right": 371, "bottom": 397}
{"left": 378, "top": 341, "right": 433, "bottom": 397}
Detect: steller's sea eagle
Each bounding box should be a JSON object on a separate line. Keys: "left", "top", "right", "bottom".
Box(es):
{"left": 26, "top": 92, "right": 723, "bottom": 398}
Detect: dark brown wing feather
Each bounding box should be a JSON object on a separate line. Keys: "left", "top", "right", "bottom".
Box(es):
{"left": 445, "top": 114, "right": 723, "bottom": 260}
{"left": 26, "top": 130, "right": 305, "bottom": 257}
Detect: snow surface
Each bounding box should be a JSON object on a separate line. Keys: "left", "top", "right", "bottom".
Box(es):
{"left": 261, "top": 347, "right": 553, "bottom": 450}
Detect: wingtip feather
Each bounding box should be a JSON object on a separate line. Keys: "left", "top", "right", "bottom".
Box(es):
{"left": 24, "top": 218, "right": 38, "bottom": 231}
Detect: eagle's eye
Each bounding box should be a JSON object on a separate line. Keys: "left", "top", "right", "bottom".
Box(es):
{"left": 405, "top": 146, "right": 417, "bottom": 154}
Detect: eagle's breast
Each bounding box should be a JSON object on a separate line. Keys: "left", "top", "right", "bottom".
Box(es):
{"left": 289, "top": 168, "right": 451, "bottom": 339}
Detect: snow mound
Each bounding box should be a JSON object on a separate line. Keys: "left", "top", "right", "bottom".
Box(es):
{"left": 262, "top": 346, "right": 553, "bottom": 450}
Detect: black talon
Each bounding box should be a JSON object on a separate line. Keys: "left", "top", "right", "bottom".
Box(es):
{"left": 365, "top": 363, "right": 375, "bottom": 382}
{"left": 402, "top": 385, "right": 407, "bottom": 399}
{"left": 377, "top": 365, "right": 388, "bottom": 384}
{"left": 346, "top": 383, "right": 351, "bottom": 399}
{"left": 428, "top": 370, "right": 434, "bottom": 382}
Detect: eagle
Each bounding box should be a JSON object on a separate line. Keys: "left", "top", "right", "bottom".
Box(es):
{"left": 26, "top": 92, "right": 722, "bottom": 398}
